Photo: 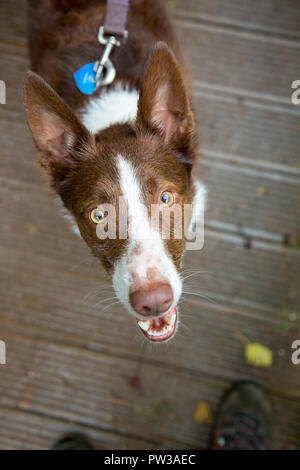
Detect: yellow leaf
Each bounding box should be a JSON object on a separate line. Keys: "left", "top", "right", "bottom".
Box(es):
{"left": 245, "top": 343, "right": 273, "bottom": 367}
{"left": 194, "top": 401, "right": 212, "bottom": 424}
{"left": 257, "top": 187, "right": 268, "bottom": 196}
{"left": 26, "top": 223, "right": 38, "bottom": 235}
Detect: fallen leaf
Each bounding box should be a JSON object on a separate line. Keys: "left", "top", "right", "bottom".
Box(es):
{"left": 256, "top": 187, "right": 268, "bottom": 196}
{"left": 194, "top": 401, "right": 212, "bottom": 424}
{"left": 245, "top": 342, "right": 273, "bottom": 367}
{"left": 26, "top": 223, "right": 38, "bottom": 235}
{"left": 124, "top": 374, "right": 141, "bottom": 390}
{"left": 18, "top": 400, "right": 30, "bottom": 409}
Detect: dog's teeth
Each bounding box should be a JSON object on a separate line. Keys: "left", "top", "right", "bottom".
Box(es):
{"left": 148, "top": 325, "right": 171, "bottom": 337}
{"left": 138, "top": 320, "right": 151, "bottom": 332}
{"left": 166, "top": 313, "right": 176, "bottom": 326}
{"left": 138, "top": 308, "right": 178, "bottom": 340}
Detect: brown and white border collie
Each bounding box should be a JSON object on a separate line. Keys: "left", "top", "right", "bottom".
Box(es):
{"left": 24, "top": 0, "right": 205, "bottom": 342}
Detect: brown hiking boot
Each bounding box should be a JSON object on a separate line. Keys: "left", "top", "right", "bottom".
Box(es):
{"left": 212, "top": 382, "right": 271, "bottom": 450}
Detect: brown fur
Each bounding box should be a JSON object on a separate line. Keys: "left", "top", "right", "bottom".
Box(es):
{"left": 25, "top": 0, "right": 199, "bottom": 280}
{"left": 27, "top": 0, "right": 189, "bottom": 110}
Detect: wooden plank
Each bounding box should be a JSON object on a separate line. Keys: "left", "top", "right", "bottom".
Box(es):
{"left": 167, "top": 0, "right": 300, "bottom": 38}
{"left": 173, "top": 18, "right": 300, "bottom": 100}
{"left": 0, "top": 50, "right": 25, "bottom": 113}
{"left": 1, "top": 1, "right": 300, "bottom": 106}
{"left": 2, "top": 86, "right": 300, "bottom": 172}
{"left": 193, "top": 92, "right": 300, "bottom": 170}
{"left": 203, "top": 160, "right": 300, "bottom": 237}
{"left": 0, "top": 241, "right": 299, "bottom": 396}
{"left": 0, "top": 408, "right": 158, "bottom": 450}
{"left": 0, "top": 178, "right": 299, "bottom": 309}
{"left": 0, "top": 335, "right": 221, "bottom": 449}
{"left": 0, "top": 0, "right": 300, "bottom": 451}
{"left": 0, "top": 334, "right": 299, "bottom": 449}
{"left": 1, "top": 109, "right": 299, "bottom": 240}
{"left": 2, "top": 95, "right": 300, "bottom": 183}
{"left": 0, "top": 0, "right": 27, "bottom": 46}
{"left": 3, "top": 0, "right": 300, "bottom": 43}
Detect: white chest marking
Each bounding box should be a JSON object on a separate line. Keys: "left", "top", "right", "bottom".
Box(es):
{"left": 81, "top": 82, "right": 139, "bottom": 133}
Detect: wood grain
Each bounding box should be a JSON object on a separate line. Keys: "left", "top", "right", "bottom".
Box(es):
{"left": 0, "top": 0, "right": 299, "bottom": 449}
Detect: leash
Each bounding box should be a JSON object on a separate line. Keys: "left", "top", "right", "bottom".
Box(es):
{"left": 74, "top": 0, "right": 129, "bottom": 95}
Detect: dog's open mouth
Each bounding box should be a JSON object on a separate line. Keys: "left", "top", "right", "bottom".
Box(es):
{"left": 137, "top": 307, "right": 177, "bottom": 342}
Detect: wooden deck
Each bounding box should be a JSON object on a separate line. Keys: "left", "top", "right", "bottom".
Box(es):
{"left": 0, "top": 0, "right": 300, "bottom": 450}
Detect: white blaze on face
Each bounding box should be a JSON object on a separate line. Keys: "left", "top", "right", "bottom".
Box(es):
{"left": 112, "top": 155, "right": 182, "bottom": 317}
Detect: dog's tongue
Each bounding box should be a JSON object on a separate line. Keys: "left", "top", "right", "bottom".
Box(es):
{"left": 137, "top": 307, "right": 177, "bottom": 342}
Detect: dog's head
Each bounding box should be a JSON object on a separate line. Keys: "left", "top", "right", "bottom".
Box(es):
{"left": 24, "top": 43, "right": 202, "bottom": 342}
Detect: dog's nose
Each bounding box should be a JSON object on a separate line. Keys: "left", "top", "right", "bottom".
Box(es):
{"left": 130, "top": 283, "right": 173, "bottom": 317}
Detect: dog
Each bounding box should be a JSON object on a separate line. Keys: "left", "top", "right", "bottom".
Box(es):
{"left": 24, "top": 0, "right": 204, "bottom": 342}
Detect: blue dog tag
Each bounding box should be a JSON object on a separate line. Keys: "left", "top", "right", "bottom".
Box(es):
{"left": 74, "top": 62, "right": 97, "bottom": 95}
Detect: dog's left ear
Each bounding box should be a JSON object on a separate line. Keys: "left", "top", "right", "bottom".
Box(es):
{"left": 136, "top": 42, "right": 197, "bottom": 162}
{"left": 24, "top": 71, "right": 94, "bottom": 193}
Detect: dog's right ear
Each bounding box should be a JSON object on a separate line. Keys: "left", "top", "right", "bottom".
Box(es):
{"left": 136, "top": 42, "right": 197, "bottom": 164}
{"left": 24, "top": 71, "right": 94, "bottom": 192}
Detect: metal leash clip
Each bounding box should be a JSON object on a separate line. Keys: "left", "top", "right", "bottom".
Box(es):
{"left": 93, "top": 26, "right": 128, "bottom": 89}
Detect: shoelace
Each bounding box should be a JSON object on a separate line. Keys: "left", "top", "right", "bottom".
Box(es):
{"left": 214, "top": 411, "right": 268, "bottom": 450}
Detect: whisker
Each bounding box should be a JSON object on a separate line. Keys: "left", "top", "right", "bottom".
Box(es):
{"left": 80, "top": 287, "right": 114, "bottom": 305}
{"left": 102, "top": 300, "right": 121, "bottom": 312}
{"left": 178, "top": 321, "right": 191, "bottom": 334}
{"left": 182, "top": 270, "right": 212, "bottom": 281}
{"left": 101, "top": 296, "right": 119, "bottom": 303}
{"left": 86, "top": 294, "right": 118, "bottom": 315}
{"left": 179, "top": 313, "right": 192, "bottom": 319}
{"left": 182, "top": 290, "right": 218, "bottom": 305}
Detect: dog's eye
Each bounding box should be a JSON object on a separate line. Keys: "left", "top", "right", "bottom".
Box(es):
{"left": 160, "top": 191, "right": 175, "bottom": 207}
{"left": 90, "top": 207, "right": 105, "bottom": 224}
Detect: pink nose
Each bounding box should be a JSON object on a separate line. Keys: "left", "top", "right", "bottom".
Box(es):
{"left": 130, "top": 283, "right": 173, "bottom": 317}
